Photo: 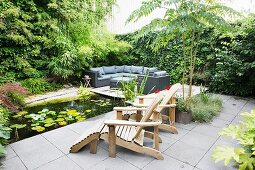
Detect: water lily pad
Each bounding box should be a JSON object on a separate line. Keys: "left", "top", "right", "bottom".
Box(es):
{"left": 32, "top": 126, "right": 45, "bottom": 132}
{"left": 41, "top": 109, "right": 49, "bottom": 113}
{"left": 58, "top": 121, "right": 67, "bottom": 126}
{"left": 56, "top": 118, "right": 64, "bottom": 122}
{"left": 31, "top": 123, "right": 40, "bottom": 127}
{"left": 76, "top": 116, "right": 86, "bottom": 121}
{"left": 10, "top": 124, "right": 26, "bottom": 129}
{"left": 46, "top": 111, "right": 56, "bottom": 115}
{"left": 59, "top": 111, "right": 67, "bottom": 114}
{"left": 13, "top": 111, "right": 28, "bottom": 118}
{"left": 24, "top": 115, "right": 31, "bottom": 118}
{"left": 67, "top": 110, "right": 79, "bottom": 116}
{"left": 44, "top": 123, "right": 55, "bottom": 127}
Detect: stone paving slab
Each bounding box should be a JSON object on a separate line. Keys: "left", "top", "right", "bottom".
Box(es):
{"left": 1, "top": 94, "right": 254, "bottom": 170}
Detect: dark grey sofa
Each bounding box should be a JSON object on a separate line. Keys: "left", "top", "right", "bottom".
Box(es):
{"left": 84, "top": 65, "right": 170, "bottom": 94}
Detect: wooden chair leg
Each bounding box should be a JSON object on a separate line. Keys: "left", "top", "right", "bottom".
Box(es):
{"left": 90, "top": 139, "right": 98, "bottom": 154}
{"left": 108, "top": 125, "right": 116, "bottom": 157}
{"left": 153, "top": 111, "right": 159, "bottom": 150}
{"left": 117, "top": 111, "right": 123, "bottom": 120}
{"left": 136, "top": 98, "right": 144, "bottom": 122}
{"left": 169, "top": 97, "right": 176, "bottom": 126}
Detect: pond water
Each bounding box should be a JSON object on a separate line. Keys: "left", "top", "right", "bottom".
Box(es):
{"left": 10, "top": 95, "right": 123, "bottom": 143}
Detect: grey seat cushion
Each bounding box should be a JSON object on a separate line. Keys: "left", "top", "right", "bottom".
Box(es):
{"left": 101, "top": 74, "right": 112, "bottom": 79}
{"left": 98, "top": 77, "right": 111, "bottom": 80}
{"left": 90, "top": 67, "right": 105, "bottom": 76}
{"left": 154, "top": 71, "right": 167, "bottom": 77}
{"left": 132, "top": 66, "right": 144, "bottom": 74}
{"left": 103, "top": 66, "right": 116, "bottom": 74}
{"left": 122, "top": 73, "right": 138, "bottom": 77}
{"left": 123, "top": 65, "right": 132, "bottom": 73}
{"left": 115, "top": 66, "right": 125, "bottom": 73}
{"left": 110, "top": 77, "right": 132, "bottom": 83}
{"left": 144, "top": 67, "right": 158, "bottom": 74}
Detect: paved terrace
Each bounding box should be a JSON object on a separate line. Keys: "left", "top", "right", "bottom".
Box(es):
{"left": 1, "top": 95, "right": 254, "bottom": 170}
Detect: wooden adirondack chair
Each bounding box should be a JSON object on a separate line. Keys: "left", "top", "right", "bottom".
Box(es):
{"left": 70, "top": 93, "right": 165, "bottom": 160}
{"left": 114, "top": 83, "right": 181, "bottom": 134}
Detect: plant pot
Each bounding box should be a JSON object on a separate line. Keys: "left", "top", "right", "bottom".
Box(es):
{"left": 176, "top": 111, "right": 192, "bottom": 124}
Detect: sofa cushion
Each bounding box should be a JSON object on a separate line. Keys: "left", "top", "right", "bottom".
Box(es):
{"left": 107, "top": 74, "right": 119, "bottom": 78}
{"left": 132, "top": 66, "right": 144, "bottom": 74}
{"left": 123, "top": 65, "right": 132, "bottom": 73}
{"left": 115, "top": 66, "right": 125, "bottom": 73}
{"left": 148, "top": 67, "right": 158, "bottom": 72}
{"left": 103, "top": 66, "right": 116, "bottom": 74}
{"left": 101, "top": 74, "right": 112, "bottom": 79}
{"left": 154, "top": 71, "right": 167, "bottom": 77}
{"left": 90, "top": 67, "right": 105, "bottom": 76}
{"left": 122, "top": 73, "right": 138, "bottom": 77}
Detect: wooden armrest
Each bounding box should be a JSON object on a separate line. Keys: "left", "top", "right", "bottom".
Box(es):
{"left": 159, "top": 104, "right": 176, "bottom": 108}
{"left": 136, "top": 95, "right": 155, "bottom": 99}
{"left": 104, "top": 120, "right": 161, "bottom": 127}
{"left": 113, "top": 107, "right": 147, "bottom": 111}
{"left": 132, "top": 103, "right": 150, "bottom": 107}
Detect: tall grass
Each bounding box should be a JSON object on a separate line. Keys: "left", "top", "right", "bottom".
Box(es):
{"left": 190, "top": 93, "right": 223, "bottom": 122}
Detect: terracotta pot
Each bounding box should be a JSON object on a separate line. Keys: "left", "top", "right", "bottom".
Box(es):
{"left": 176, "top": 111, "right": 192, "bottom": 124}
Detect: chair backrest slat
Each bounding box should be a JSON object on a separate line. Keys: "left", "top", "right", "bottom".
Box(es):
{"left": 133, "top": 93, "right": 164, "bottom": 140}
{"left": 132, "top": 83, "right": 181, "bottom": 141}
{"left": 155, "top": 83, "right": 181, "bottom": 113}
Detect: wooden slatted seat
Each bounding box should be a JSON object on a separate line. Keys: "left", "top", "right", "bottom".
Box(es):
{"left": 70, "top": 93, "right": 165, "bottom": 160}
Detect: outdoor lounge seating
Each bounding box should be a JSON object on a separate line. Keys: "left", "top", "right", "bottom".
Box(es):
{"left": 70, "top": 93, "right": 165, "bottom": 160}
{"left": 85, "top": 65, "right": 170, "bottom": 94}
{"left": 114, "top": 83, "right": 181, "bottom": 134}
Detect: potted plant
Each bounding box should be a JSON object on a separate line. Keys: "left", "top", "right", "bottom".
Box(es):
{"left": 176, "top": 97, "right": 192, "bottom": 124}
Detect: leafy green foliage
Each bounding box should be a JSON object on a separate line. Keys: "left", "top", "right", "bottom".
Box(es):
{"left": 212, "top": 109, "right": 255, "bottom": 170}
{"left": 208, "top": 15, "right": 255, "bottom": 96}
{"left": 78, "top": 85, "right": 94, "bottom": 101}
{"left": 127, "top": 0, "right": 240, "bottom": 98}
{"left": 189, "top": 93, "right": 222, "bottom": 122}
{"left": 120, "top": 13, "right": 255, "bottom": 96}
{"left": 21, "top": 78, "right": 62, "bottom": 94}
{"left": 120, "top": 75, "right": 148, "bottom": 103}
{"left": 0, "top": 0, "right": 129, "bottom": 81}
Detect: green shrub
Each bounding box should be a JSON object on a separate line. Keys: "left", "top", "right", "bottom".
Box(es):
{"left": 190, "top": 93, "right": 223, "bottom": 122}
{"left": 21, "top": 78, "right": 62, "bottom": 94}
{"left": 212, "top": 109, "right": 255, "bottom": 169}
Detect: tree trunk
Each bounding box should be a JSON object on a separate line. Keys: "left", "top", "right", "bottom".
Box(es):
{"left": 188, "top": 31, "right": 195, "bottom": 98}
{"left": 181, "top": 33, "right": 187, "bottom": 100}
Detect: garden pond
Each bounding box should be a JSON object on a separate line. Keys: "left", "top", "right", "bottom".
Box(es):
{"left": 9, "top": 95, "right": 123, "bottom": 142}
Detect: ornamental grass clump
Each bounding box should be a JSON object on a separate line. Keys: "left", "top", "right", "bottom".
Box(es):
{"left": 190, "top": 93, "right": 223, "bottom": 122}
